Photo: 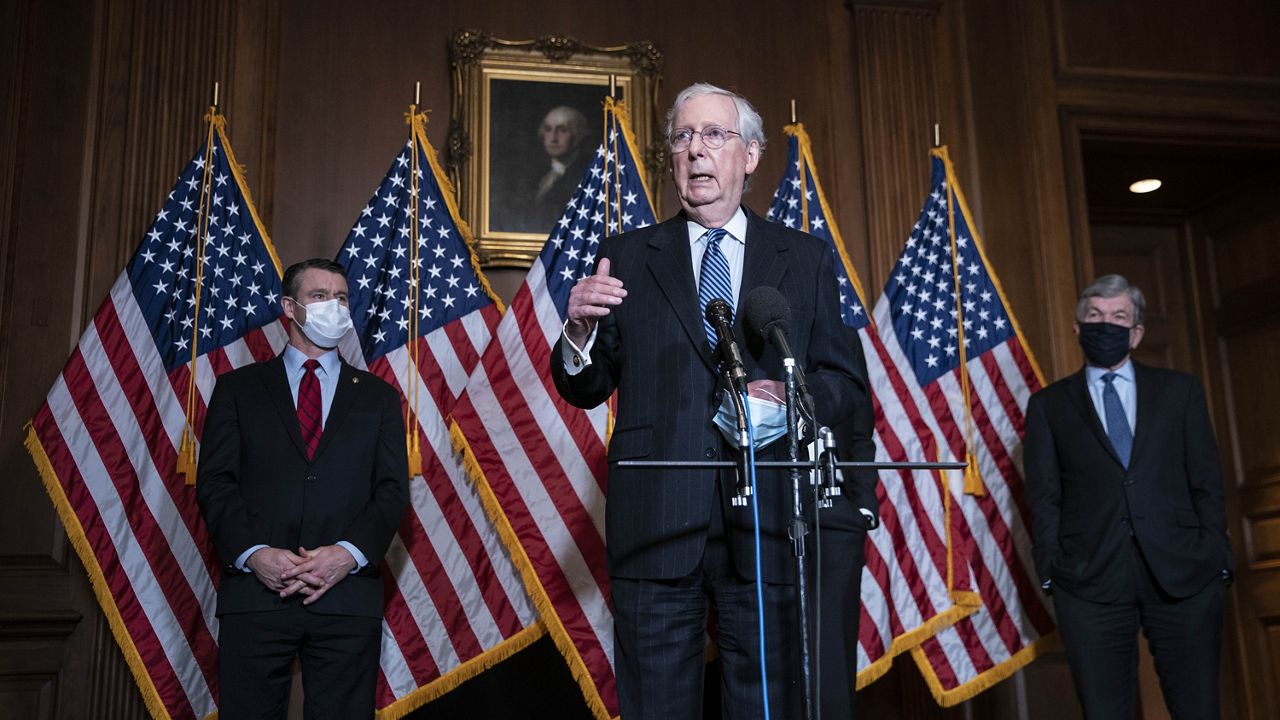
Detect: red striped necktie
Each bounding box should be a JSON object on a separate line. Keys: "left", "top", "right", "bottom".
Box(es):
{"left": 297, "top": 359, "right": 323, "bottom": 460}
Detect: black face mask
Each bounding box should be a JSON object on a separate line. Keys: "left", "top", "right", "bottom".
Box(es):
{"left": 1077, "top": 321, "right": 1132, "bottom": 368}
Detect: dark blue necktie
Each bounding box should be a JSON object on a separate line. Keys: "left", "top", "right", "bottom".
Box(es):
{"left": 697, "top": 228, "right": 732, "bottom": 349}
{"left": 1102, "top": 372, "right": 1132, "bottom": 467}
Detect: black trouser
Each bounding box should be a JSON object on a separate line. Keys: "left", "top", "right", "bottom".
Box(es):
{"left": 217, "top": 603, "right": 382, "bottom": 720}
{"left": 610, "top": 490, "right": 801, "bottom": 720}
{"left": 1054, "top": 539, "right": 1224, "bottom": 720}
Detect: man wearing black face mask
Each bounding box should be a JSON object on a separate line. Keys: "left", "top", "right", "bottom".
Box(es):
{"left": 1024, "top": 274, "right": 1233, "bottom": 719}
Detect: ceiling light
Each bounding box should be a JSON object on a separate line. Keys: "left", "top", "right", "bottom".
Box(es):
{"left": 1128, "top": 178, "right": 1162, "bottom": 194}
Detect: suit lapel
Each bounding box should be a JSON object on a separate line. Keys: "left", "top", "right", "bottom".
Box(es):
{"left": 738, "top": 211, "right": 789, "bottom": 321}
{"left": 1129, "top": 362, "right": 1156, "bottom": 467}
{"left": 311, "top": 361, "right": 359, "bottom": 461}
{"left": 262, "top": 355, "right": 311, "bottom": 460}
{"left": 1065, "top": 368, "right": 1125, "bottom": 466}
{"left": 647, "top": 215, "right": 717, "bottom": 371}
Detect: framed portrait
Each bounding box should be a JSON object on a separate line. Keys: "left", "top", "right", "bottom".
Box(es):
{"left": 448, "top": 31, "right": 664, "bottom": 267}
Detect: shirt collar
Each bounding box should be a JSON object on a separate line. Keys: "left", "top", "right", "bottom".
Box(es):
{"left": 1085, "top": 357, "right": 1134, "bottom": 385}
{"left": 549, "top": 158, "right": 567, "bottom": 174}
{"left": 686, "top": 206, "right": 748, "bottom": 248}
{"left": 283, "top": 343, "right": 341, "bottom": 377}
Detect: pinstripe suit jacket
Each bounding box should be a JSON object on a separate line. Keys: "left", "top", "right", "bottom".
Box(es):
{"left": 552, "top": 208, "right": 869, "bottom": 582}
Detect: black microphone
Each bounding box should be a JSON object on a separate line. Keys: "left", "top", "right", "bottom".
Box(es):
{"left": 743, "top": 286, "right": 815, "bottom": 421}
{"left": 705, "top": 298, "right": 747, "bottom": 394}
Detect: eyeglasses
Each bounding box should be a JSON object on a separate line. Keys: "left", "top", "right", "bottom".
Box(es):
{"left": 668, "top": 126, "right": 742, "bottom": 151}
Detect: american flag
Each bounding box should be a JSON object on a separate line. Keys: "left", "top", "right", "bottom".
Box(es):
{"left": 450, "top": 97, "right": 657, "bottom": 719}
{"left": 766, "top": 125, "right": 979, "bottom": 691}
{"left": 333, "top": 109, "right": 539, "bottom": 716}
{"left": 875, "top": 148, "right": 1056, "bottom": 704}
{"left": 24, "top": 113, "right": 289, "bottom": 720}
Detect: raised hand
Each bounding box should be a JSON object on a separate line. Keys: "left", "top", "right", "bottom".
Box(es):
{"left": 566, "top": 258, "right": 626, "bottom": 346}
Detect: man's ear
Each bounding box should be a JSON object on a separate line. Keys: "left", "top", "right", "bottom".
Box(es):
{"left": 1129, "top": 324, "right": 1145, "bottom": 350}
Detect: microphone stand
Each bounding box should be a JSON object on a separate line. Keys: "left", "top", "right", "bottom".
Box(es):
{"left": 783, "top": 357, "right": 816, "bottom": 720}
{"left": 721, "top": 366, "right": 753, "bottom": 507}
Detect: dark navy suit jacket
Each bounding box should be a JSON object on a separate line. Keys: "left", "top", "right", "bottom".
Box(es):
{"left": 197, "top": 353, "right": 409, "bottom": 617}
{"left": 1025, "top": 361, "right": 1232, "bottom": 602}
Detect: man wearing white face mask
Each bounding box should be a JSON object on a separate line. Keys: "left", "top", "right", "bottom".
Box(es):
{"left": 198, "top": 258, "right": 409, "bottom": 719}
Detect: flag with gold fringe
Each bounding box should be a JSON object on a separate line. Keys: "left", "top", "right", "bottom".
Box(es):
{"left": 331, "top": 106, "right": 541, "bottom": 718}
{"left": 25, "top": 109, "right": 288, "bottom": 720}
{"left": 872, "top": 147, "right": 1056, "bottom": 704}
{"left": 449, "top": 97, "right": 658, "bottom": 719}
{"left": 767, "top": 124, "right": 982, "bottom": 691}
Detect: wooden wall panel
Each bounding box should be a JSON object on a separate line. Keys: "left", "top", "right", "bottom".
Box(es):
{"left": 1052, "top": 0, "right": 1280, "bottom": 86}
{"left": 850, "top": 3, "right": 940, "bottom": 288}
{"left": 1188, "top": 174, "right": 1280, "bottom": 718}
{"left": 952, "top": 0, "right": 1079, "bottom": 379}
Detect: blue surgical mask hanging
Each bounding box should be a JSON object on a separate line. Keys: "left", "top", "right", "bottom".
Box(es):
{"left": 713, "top": 390, "right": 789, "bottom": 449}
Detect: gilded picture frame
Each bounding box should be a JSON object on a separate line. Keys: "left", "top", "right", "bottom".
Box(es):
{"left": 447, "top": 30, "right": 664, "bottom": 267}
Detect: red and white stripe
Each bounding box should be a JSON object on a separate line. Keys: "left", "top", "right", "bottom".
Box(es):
{"left": 29, "top": 272, "right": 286, "bottom": 720}
{"left": 450, "top": 257, "right": 618, "bottom": 719}
{"left": 871, "top": 294, "right": 1056, "bottom": 703}
{"left": 352, "top": 304, "right": 541, "bottom": 711}
{"left": 854, "top": 320, "right": 981, "bottom": 685}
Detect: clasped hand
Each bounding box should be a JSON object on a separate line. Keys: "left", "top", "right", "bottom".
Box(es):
{"left": 245, "top": 545, "right": 356, "bottom": 605}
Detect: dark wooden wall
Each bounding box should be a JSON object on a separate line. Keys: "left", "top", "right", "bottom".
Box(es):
{"left": 3, "top": 1, "right": 1278, "bottom": 717}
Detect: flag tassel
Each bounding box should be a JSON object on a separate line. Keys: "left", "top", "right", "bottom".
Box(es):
{"left": 963, "top": 452, "right": 985, "bottom": 496}
{"left": 176, "top": 426, "right": 197, "bottom": 485}
{"left": 407, "top": 426, "right": 422, "bottom": 477}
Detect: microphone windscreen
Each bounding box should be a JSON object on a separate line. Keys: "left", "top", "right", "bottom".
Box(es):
{"left": 704, "top": 297, "right": 733, "bottom": 324}
{"left": 743, "top": 286, "right": 791, "bottom": 338}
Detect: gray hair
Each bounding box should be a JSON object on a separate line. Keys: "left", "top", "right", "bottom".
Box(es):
{"left": 665, "top": 83, "right": 766, "bottom": 190}
{"left": 1076, "top": 274, "right": 1146, "bottom": 325}
{"left": 665, "top": 82, "right": 767, "bottom": 153}
{"left": 540, "top": 106, "right": 588, "bottom": 147}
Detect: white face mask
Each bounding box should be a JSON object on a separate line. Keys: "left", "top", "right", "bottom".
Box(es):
{"left": 294, "top": 298, "right": 353, "bottom": 349}
{"left": 713, "top": 390, "right": 790, "bottom": 450}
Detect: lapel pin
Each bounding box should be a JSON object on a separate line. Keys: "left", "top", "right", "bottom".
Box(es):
{"left": 353, "top": 377, "right": 360, "bottom": 384}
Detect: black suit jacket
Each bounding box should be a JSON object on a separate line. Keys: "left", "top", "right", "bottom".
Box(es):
{"left": 551, "top": 208, "right": 870, "bottom": 582}
{"left": 1025, "top": 362, "right": 1232, "bottom": 602}
{"left": 197, "top": 353, "right": 409, "bottom": 617}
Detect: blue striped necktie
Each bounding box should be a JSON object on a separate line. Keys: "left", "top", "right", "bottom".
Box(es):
{"left": 697, "top": 228, "right": 732, "bottom": 349}
{"left": 1102, "top": 372, "right": 1132, "bottom": 467}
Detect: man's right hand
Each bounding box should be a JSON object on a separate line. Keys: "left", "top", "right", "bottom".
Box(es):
{"left": 565, "top": 258, "right": 626, "bottom": 347}
{"left": 245, "top": 547, "right": 305, "bottom": 592}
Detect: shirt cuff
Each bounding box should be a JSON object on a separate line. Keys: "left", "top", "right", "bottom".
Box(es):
{"left": 336, "top": 541, "right": 368, "bottom": 573}
{"left": 859, "top": 508, "right": 879, "bottom": 530}
{"left": 235, "top": 544, "right": 269, "bottom": 572}
{"left": 560, "top": 321, "right": 597, "bottom": 376}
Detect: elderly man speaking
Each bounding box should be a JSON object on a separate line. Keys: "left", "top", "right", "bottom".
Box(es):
{"left": 552, "top": 83, "right": 871, "bottom": 719}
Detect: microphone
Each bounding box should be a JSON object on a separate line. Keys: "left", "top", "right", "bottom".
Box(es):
{"left": 705, "top": 298, "right": 752, "bottom": 505}
{"left": 705, "top": 298, "right": 747, "bottom": 394}
{"left": 743, "top": 286, "right": 815, "bottom": 421}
